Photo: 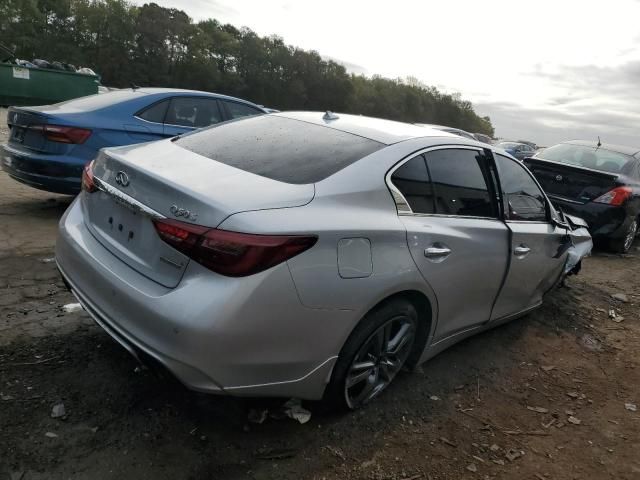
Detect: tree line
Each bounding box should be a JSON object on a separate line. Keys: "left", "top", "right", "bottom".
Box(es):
{"left": 0, "top": 0, "right": 494, "bottom": 135}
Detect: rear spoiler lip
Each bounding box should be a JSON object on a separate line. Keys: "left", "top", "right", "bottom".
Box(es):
{"left": 524, "top": 156, "right": 620, "bottom": 180}
{"left": 6, "top": 106, "right": 53, "bottom": 127}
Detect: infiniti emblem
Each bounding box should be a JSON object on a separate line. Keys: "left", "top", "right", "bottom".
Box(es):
{"left": 555, "top": 174, "right": 563, "bottom": 181}
{"left": 115, "top": 171, "right": 130, "bottom": 187}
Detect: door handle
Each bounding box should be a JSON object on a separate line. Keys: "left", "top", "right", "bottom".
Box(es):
{"left": 424, "top": 246, "right": 452, "bottom": 258}
{"left": 514, "top": 245, "right": 531, "bottom": 256}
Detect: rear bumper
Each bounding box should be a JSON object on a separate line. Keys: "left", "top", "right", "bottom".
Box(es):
{"left": 1, "top": 143, "right": 83, "bottom": 194}
{"left": 549, "top": 196, "right": 630, "bottom": 240}
{"left": 55, "top": 197, "right": 349, "bottom": 399}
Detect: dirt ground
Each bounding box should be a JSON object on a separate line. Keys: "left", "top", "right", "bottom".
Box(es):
{"left": 0, "top": 107, "right": 639, "bottom": 480}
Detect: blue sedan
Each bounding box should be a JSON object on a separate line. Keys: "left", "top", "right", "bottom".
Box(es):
{"left": 1, "top": 88, "right": 268, "bottom": 194}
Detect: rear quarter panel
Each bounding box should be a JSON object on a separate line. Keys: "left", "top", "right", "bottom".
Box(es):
{"left": 218, "top": 138, "right": 472, "bottom": 345}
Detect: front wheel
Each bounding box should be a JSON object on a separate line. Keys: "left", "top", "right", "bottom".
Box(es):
{"left": 325, "top": 298, "right": 418, "bottom": 410}
{"left": 610, "top": 217, "right": 637, "bottom": 254}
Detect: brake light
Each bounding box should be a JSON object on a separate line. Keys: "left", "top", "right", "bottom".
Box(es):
{"left": 153, "top": 218, "right": 317, "bottom": 277}
{"left": 81, "top": 161, "right": 97, "bottom": 193}
{"left": 593, "top": 186, "right": 632, "bottom": 206}
{"left": 30, "top": 124, "right": 92, "bottom": 144}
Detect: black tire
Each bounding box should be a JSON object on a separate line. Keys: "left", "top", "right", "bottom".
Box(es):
{"left": 324, "top": 297, "right": 419, "bottom": 410}
{"left": 609, "top": 217, "right": 637, "bottom": 254}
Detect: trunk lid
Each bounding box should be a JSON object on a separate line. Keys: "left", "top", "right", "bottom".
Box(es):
{"left": 83, "top": 139, "right": 315, "bottom": 288}
{"left": 6, "top": 107, "right": 51, "bottom": 152}
{"left": 524, "top": 157, "right": 619, "bottom": 204}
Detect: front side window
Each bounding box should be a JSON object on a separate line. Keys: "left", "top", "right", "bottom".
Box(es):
{"left": 495, "top": 154, "right": 547, "bottom": 221}
{"left": 425, "top": 149, "right": 496, "bottom": 218}
{"left": 165, "top": 97, "right": 223, "bottom": 128}
{"left": 390, "top": 155, "right": 434, "bottom": 214}
{"left": 223, "top": 101, "right": 262, "bottom": 120}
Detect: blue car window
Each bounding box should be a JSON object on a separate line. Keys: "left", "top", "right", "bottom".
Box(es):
{"left": 137, "top": 99, "right": 170, "bottom": 123}
{"left": 166, "top": 97, "right": 224, "bottom": 128}
{"left": 222, "top": 100, "right": 262, "bottom": 119}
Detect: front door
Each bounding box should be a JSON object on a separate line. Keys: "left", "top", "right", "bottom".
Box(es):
{"left": 390, "top": 147, "right": 509, "bottom": 341}
{"left": 490, "top": 153, "right": 567, "bottom": 320}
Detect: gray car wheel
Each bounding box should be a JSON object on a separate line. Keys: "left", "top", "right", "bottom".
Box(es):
{"left": 325, "top": 298, "right": 418, "bottom": 410}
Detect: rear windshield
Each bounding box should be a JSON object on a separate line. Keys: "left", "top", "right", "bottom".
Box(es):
{"left": 497, "top": 142, "right": 520, "bottom": 149}
{"left": 539, "top": 144, "right": 633, "bottom": 174}
{"left": 51, "top": 90, "right": 138, "bottom": 110}
{"left": 174, "top": 115, "right": 384, "bottom": 184}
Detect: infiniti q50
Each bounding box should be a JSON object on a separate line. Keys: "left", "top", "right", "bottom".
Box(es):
{"left": 55, "top": 112, "right": 592, "bottom": 409}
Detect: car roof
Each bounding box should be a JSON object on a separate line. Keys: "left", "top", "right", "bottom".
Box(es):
{"left": 562, "top": 140, "right": 640, "bottom": 157}
{"left": 276, "top": 112, "right": 457, "bottom": 145}
{"left": 137, "top": 88, "right": 265, "bottom": 108}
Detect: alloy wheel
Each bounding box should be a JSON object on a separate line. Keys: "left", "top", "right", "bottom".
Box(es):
{"left": 623, "top": 219, "right": 637, "bottom": 252}
{"left": 344, "top": 315, "right": 416, "bottom": 409}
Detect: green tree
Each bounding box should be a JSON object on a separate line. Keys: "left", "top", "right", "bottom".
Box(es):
{"left": 0, "top": 0, "right": 494, "bottom": 136}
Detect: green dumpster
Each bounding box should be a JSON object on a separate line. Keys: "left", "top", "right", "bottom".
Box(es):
{"left": 0, "top": 63, "right": 100, "bottom": 107}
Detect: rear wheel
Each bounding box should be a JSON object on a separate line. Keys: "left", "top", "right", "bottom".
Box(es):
{"left": 610, "top": 217, "right": 637, "bottom": 254}
{"left": 325, "top": 298, "right": 418, "bottom": 410}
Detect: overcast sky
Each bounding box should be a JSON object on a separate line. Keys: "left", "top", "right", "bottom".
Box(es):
{"left": 132, "top": 0, "right": 640, "bottom": 147}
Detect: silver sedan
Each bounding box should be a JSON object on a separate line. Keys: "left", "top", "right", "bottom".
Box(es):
{"left": 55, "top": 112, "right": 592, "bottom": 409}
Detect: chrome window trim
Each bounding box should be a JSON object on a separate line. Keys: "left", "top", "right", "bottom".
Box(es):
{"left": 385, "top": 144, "right": 492, "bottom": 218}
{"left": 133, "top": 115, "right": 163, "bottom": 126}
{"left": 504, "top": 220, "right": 550, "bottom": 225}
{"left": 93, "top": 177, "right": 166, "bottom": 219}
{"left": 399, "top": 212, "right": 501, "bottom": 222}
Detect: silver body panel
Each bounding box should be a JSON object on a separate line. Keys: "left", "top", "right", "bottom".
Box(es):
{"left": 55, "top": 112, "right": 592, "bottom": 400}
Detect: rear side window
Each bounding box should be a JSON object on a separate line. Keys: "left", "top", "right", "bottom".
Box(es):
{"left": 175, "top": 115, "right": 383, "bottom": 184}
{"left": 426, "top": 149, "right": 495, "bottom": 218}
{"left": 495, "top": 154, "right": 547, "bottom": 221}
{"left": 390, "top": 155, "right": 434, "bottom": 214}
{"left": 166, "top": 97, "right": 223, "bottom": 128}
{"left": 222, "top": 100, "right": 262, "bottom": 119}
{"left": 137, "top": 99, "right": 169, "bottom": 123}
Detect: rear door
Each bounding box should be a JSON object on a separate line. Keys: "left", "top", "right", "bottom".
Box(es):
{"left": 163, "top": 97, "right": 224, "bottom": 136}
{"left": 490, "top": 154, "right": 567, "bottom": 320}
{"left": 131, "top": 98, "right": 170, "bottom": 141}
{"left": 391, "top": 147, "right": 509, "bottom": 341}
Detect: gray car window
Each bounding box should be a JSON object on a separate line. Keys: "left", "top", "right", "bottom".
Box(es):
{"left": 175, "top": 115, "right": 384, "bottom": 184}
{"left": 495, "top": 154, "right": 547, "bottom": 221}
{"left": 425, "top": 149, "right": 495, "bottom": 218}
{"left": 166, "top": 97, "right": 223, "bottom": 128}
{"left": 390, "top": 155, "right": 435, "bottom": 214}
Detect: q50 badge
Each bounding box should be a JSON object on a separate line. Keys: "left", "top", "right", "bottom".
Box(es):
{"left": 170, "top": 204, "right": 198, "bottom": 221}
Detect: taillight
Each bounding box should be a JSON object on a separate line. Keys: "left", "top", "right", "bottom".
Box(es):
{"left": 153, "top": 218, "right": 317, "bottom": 277}
{"left": 30, "top": 124, "right": 92, "bottom": 144}
{"left": 593, "top": 187, "right": 632, "bottom": 206}
{"left": 81, "top": 160, "right": 97, "bottom": 193}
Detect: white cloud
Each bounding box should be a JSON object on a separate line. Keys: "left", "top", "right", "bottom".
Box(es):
{"left": 131, "top": 0, "right": 640, "bottom": 146}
